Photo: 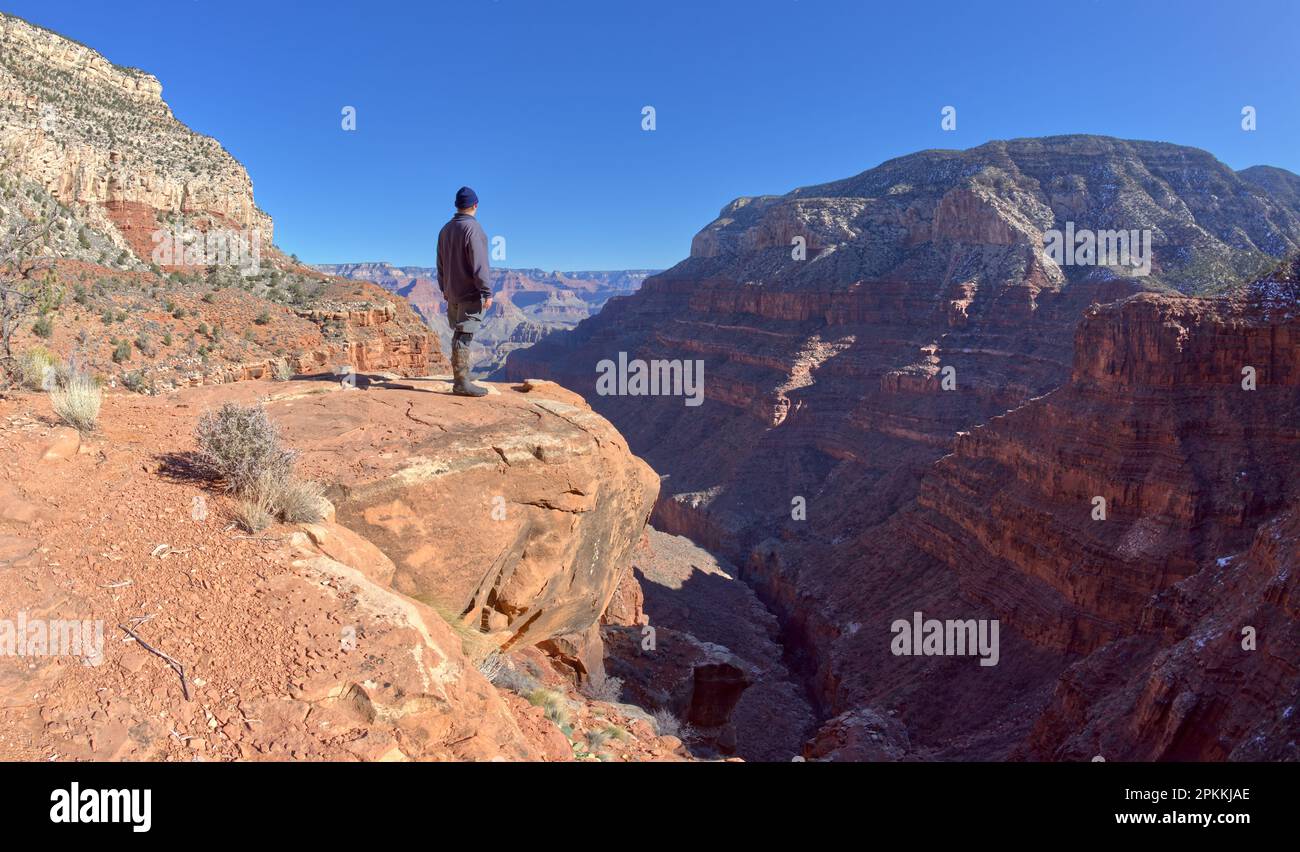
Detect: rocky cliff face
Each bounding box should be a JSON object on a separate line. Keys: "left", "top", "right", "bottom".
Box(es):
{"left": 1026, "top": 505, "right": 1300, "bottom": 761}
{"left": 0, "top": 12, "right": 272, "bottom": 260}
{"left": 911, "top": 277, "right": 1300, "bottom": 759}
{"left": 705, "top": 264, "right": 1300, "bottom": 759}
{"left": 685, "top": 136, "right": 1300, "bottom": 294}
{"left": 504, "top": 138, "right": 1300, "bottom": 759}
{"left": 912, "top": 286, "right": 1300, "bottom": 655}
{"left": 0, "top": 13, "right": 448, "bottom": 387}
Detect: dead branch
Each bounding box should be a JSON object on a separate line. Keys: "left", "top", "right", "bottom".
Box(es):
{"left": 118, "top": 622, "right": 191, "bottom": 701}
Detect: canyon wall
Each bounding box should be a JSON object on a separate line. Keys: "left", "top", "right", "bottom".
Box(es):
{"left": 0, "top": 12, "right": 273, "bottom": 258}
{"left": 765, "top": 274, "right": 1300, "bottom": 760}
{"left": 504, "top": 138, "right": 1300, "bottom": 759}
{"left": 0, "top": 13, "right": 449, "bottom": 387}
{"left": 506, "top": 137, "right": 1300, "bottom": 566}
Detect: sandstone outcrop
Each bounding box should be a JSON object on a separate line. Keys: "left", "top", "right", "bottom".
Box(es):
{"left": 259, "top": 378, "right": 658, "bottom": 653}
{"left": 293, "top": 280, "right": 444, "bottom": 377}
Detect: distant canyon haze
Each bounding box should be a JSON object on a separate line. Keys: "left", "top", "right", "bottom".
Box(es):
{"left": 315, "top": 263, "right": 658, "bottom": 375}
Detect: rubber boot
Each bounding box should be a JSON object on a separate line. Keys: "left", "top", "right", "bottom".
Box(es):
{"left": 451, "top": 334, "right": 487, "bottom": 397}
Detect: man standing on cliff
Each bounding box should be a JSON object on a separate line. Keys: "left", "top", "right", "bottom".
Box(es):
{"left": 436, "top": 186, "right": 493, "bottom": 397}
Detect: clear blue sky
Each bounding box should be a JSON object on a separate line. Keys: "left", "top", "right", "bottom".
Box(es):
{"left": 7, "top": 0, "right": 1299, "bottom": 270}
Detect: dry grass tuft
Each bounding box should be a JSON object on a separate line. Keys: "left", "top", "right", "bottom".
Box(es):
{"left": 233, "top": 495, "right": 274, "bottom": 533}
{"left": 273, "top": 475, "right": 325, "bottom": 523}
{"left": 49, "top": 371, "right": 101, "bottom": 433}
{"left": 17, "top": 346, "right": 55, "bottom": 390}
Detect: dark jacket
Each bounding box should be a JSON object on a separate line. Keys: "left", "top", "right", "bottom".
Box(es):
{"left": 436, "top": 212, "right": 492, "bottom": 304}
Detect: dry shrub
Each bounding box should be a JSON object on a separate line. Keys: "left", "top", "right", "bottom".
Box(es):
{"left": 581, "top": 672, "right": 624, "bottom": 703}
{"left": 194, "top": 402, "right": 328, "bottom": 529}
{"left": 476, "top": 651, "right": 506, "bottom": 683}
{"left": 195, "top": 403, "right": 295, "bottom": 494}
{"left": 651, "top": 708, "right": 697, "bottom": 742}
{"left": 49, "top": 371, "right": 101, "bottom": 433}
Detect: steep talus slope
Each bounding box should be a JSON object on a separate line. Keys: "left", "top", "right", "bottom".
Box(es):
{"left": 0, "top": 378, "right": 689, "bottom": 761}
{"left": 1239, "top": 165, "right": 1300, "bottom": 212}
{"left": 504, "top": 137, "right": 1300, "bottom": 759}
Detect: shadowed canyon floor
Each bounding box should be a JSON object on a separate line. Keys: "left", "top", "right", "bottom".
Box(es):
{"left": 605, "top": 528, "right": 819, "bottom": 761}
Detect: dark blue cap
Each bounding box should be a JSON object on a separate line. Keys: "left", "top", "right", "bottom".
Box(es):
{"left": 455, "top": 186, "right": 479, "bottom": 209}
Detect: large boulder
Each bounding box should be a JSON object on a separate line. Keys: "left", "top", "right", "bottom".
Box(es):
{"left": 262, "top": 377, "right": 659, "bottom": 652}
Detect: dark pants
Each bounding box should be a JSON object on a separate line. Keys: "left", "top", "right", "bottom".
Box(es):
{"left": 446, "top": 298, "right": 485, "bottom": 354}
